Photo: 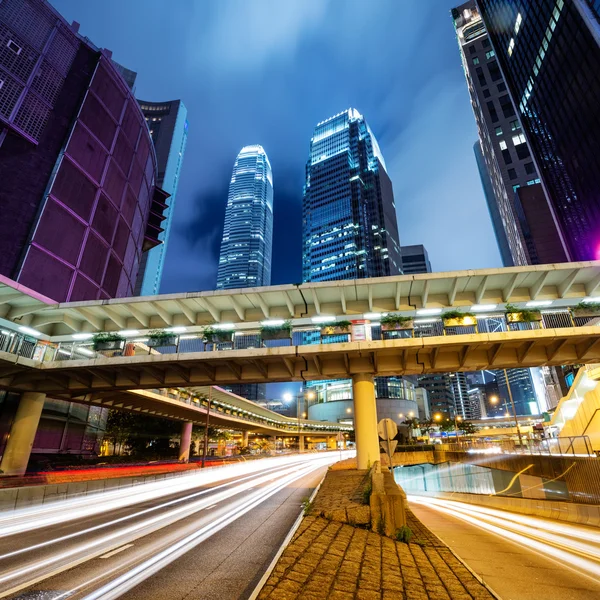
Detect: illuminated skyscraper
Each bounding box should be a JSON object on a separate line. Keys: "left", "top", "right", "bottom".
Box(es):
{"left": 217, "top": 145, "right": 273, "bottom": 290}
{"left": 302, "top": 109, "right": 402, "bottom": 282}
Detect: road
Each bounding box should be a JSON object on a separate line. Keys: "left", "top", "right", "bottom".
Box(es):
{"left": 0, "top": 452, "right": 348, "bottom": 599}
{"left": 409, "top": 495, "right": 600, "bottom": 600}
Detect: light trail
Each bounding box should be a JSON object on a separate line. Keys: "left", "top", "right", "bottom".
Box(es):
{"left": 409, "top": 495, "right": 600, "bottom": 582}
{"left": 0, "top": 452, "right": 349, "bottom": 598}
{"left": 0, "top": 453, "right": 332, "bottom": 536}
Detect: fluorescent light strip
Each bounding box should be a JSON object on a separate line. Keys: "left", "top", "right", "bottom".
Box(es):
{"left": 471, "top": 304, "right": 497, "bottom": 311}
{"left": 18, "top": 326, "right": 41, "bottom": 337}
{"left": 525, "top": 301, "right": 552, "bottom": 307}
{"left": 261, "top": 320, "right": 285, "bottom": 326}
{"left": 72, "top": 333, "right": 94, "bottom": 340}
{"left": 416, "top": 308, "right": 442, "bottom": 316}
{"left": 311, "top": 316, "right": 336, "bottom": 324}
{"left": 213, "top": 323, "right": 235, "bottom": 330}
{"left": 118, "top": 330, "right": 139, "bottom": 336}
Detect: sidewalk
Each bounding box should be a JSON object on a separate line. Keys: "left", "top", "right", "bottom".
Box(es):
{"left": 256, "top": 463, "right": 496, "bottom": 600}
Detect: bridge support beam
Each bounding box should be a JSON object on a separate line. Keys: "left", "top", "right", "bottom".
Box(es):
{"left": 352, "top": 374, "right": 380, "bottom": 470}
{"left": 299, "top": 434, "right": 305, "bottom": 453}
{"left": 179, "top": 421, "right": 193, "bottom": 462}
{"left": 242, "top": 431, "right": 249, "bottom": 447}
{"left": 327, "top": 436, "right": 336, "bottom": 450}
{"left": 0, "top": 392, "right": 46, "bottom": 476}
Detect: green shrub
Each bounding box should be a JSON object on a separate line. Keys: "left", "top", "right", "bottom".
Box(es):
{"left": 380, "top": 314, "right": 414, "bottom": 326}
{"left": 441, "top": 310, "right": 476, "bottom": 320}
{"left": 362, "top": 480, "right": 373, "bottom": 505}
{"left": 395, "top": 525, "right": 413, "bottom": 543}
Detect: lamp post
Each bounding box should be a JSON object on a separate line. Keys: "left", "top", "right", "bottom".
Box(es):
{"left": 202, "top": 387, "right": 212, "bottom": 469}
{"left": 503, "top": 369, "right": 524, "bottom": 447}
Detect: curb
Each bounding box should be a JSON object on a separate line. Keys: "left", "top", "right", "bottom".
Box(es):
{"left": 248, "top": 470, "right": 327, "bottom": 600}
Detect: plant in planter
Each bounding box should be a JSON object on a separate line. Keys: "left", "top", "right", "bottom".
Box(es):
{"left": 147, "top": 329, "right": 179, "bottom": 347}
{"left": 261, "top": 320, "right": 293, "bottom": 341}
{"left": 380, "top": 314, "right": 414, "bottom": 331}
{"left": 571, "top": 301, "right": 600, "bottom": 318}
{"left": 441, "top": 310, "right": 477, "bottom": 327}
{"left": 504, "top": 303, "right": 542, "bottom": 323}
{"left": 202, "top": 326, "right": 234, "bottom": 344}
{"left": 321, "top": 320, "right": 353, "bottom": 336}
{"left": 92, "top": 332, "right": 125, "bottom": 351}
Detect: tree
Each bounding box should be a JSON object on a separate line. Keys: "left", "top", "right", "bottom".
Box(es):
{"left": 103, "top": 411, "right": 136, "bottom": 455}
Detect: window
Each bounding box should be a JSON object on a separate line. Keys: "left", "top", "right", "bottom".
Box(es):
{"left": 514, "top": 13, "right": 522, "bottom": 34}
{"left": 499, "top": 94, "right": 515, "bottom": 118}
{"left": 487, "top": 101, "right": 499, "bottom": 123}
{"left": 487, "top": 60, "right": 502, "bottom": 82}
{"left": 476, "top": 67, "right": 486, "bottom": 87}
{"left": 497, "top": 82, "right": 506, "bottom": 92}
{"left": 513, "top": 184, "right": 520, "bottom": 192}
{"left": 483, "top": 89, "right": 491, "bottom": 98}
{"left": 7, "top": 40, "right": 21, "bottom": 55}
{"left": 469, "top": 45, "right": 476, "bottom": 55}
{"left": 502, "top": 149, "right": 513, "bottom": 165}
{"left": 524, "top": 162, "right": 535, "bottom": 175}
{"left": 473, "top": 57, "right": 480, "bottom": 65}
{"left": 508, "top": 168, "right": 517, "bottom": 180}
{"left": 527, "top": 179, "right": 541, "bottom": 186}
{"left": 512, "top": 133, "right": 526, "bottom": 145}
{"left": 486, "top": 50, "right": 495, "bottom": 59}
{"left": 482, "top": 38, "right": 491, "bottom": 48}
{"left": 0, "top": 79, "right": 3, "bottom": 91}
{"left": 499, "top": 141, "right": 508, "bottom": 150}
{"left": 495, "top": 127, "right": 503, "bottom": 136}
{"left": 510, "top": 120, "right": 521, "bottom": 131}
{"left": 508, "top": 38, "right": 515, "bottom": 56}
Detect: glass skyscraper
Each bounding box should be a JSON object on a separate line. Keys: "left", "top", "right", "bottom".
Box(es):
{"left": 476, "top": 0, "right": 600, "bottom": 261}
{"left": 135, "top": 100, "right": 188, "bottom": 296}
{"left": 302, "top": 109, "right": 402, "bottom": 282}
{"left": 217, "top": 145, "right": 273, "bottom": 290}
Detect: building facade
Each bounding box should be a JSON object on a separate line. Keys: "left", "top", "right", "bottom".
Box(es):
{"left": 400, "top": 245, "right": 432, "bottom": 274}
{"left": 302, "top": 109, "right": 402, "bottom": 282}
{"left": 135, "top": 99, "right": 188, "bottom": 296}
{"left": 453, "top": 2, "right": 568, "bottom": 266}
{"left": 217, "top": 145, "right": 273, "bottom": 290}
{"left": 0, "top": 0, "right": 167, "bottom": 462}
{"left": 476, "top": 0, "right": 600, "bottom": 261}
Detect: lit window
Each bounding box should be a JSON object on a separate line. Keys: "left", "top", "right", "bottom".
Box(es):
{"left": 512, "top": 133, "right": 526, "bottom": 145}
{"left": 486, "top": 50, "right": 495, "bottom": 59}
{"left": 499, "top": 141, "right": 508, "bottom": 150}
{"left": 473, "top": 57, "right": 480, "bottom": 65}
{"left": 510, "top": 120, "right": 521, "bottom": 131}
{"left": 508, "top": 38, "right": 515, "bottom": 56}
{"left": 0, "top": 80, "right": 3, "bottom": 90}
{"left": 7, "top": 39, "right": 21, "bottom": 55}
{"left": 514, "top": 13, "right": 522, "bottom": 34}
{"left": 495, "top": 126, "right": 503, "bottom": 136}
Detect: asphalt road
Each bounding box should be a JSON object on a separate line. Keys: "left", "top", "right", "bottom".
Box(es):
{"left": 0, "top": 453, "right": 345, "bottom": 599}
{"left": 409, "top": 495, "right": 600, "bottom": 600}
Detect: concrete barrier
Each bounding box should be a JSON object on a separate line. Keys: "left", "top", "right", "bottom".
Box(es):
{"left": 370, "top": 462, "right": 407, "bottom": 537}
{"left": 410, "top": 490, "right": 600, "bottom": 528}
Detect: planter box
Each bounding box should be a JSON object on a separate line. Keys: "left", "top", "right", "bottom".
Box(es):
{"left": 320, "top": 325, "right": 352, "bottom": 336}
{"left": 147, "top": 335, "right": 178, "bottom": 347}
{"left": 205, "top": 331, "right": 233, "bottom": 344}
{"left": 506, "top": 312, "right": 542, "bottom": 323}
{"left": 571, "top": 308, "right": 600, "bottom": 318}
{"left": 261, "top": 329, "right": 291, "bottom": 341}
{"left": 94, "top": 340, "right": 124, "bottom": 352}
{"left": 381, "top": 320, "right": 414, "bottom": 331}
{"left": 443, "top": 316, "right": 477, "bottom": 327}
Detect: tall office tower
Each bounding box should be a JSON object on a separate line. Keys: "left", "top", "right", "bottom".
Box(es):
{"left": 217, "top": 145, "right": 273, "bottom": 290}
{"left": 135, "top": 100, "right": 188, "bottom": 296}
{"left": 494, "top": 368, "right": 540, "bottom": 416}
{"left": 217, "top": 145, "right": 273, "bottom": 401}
{"left": 449, "top": 372, "right": 471, "bottom": 419}
{"left": 302, "top": 108, "right": 402, "bottom": 282}
{"left": 0, "top": 0, "right": 167, "bottom": 460}
{"left": 417, "top": 374, "right": 456, "bottom": 418}
{"left": 475, "top": 0, "right": 600, "bottom": 261}
{"left": 453, "top": 2, "right": 568, "bottom": 266}
{"left": 400, "top": 245, "right": 432, "bottom": 274}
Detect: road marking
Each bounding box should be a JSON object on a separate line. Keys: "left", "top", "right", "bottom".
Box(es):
{"left": 99, "top": 544, "right": 134, "bottom": 559}
{"left": 203, "top": 503, "right": 218, "bottom": 510}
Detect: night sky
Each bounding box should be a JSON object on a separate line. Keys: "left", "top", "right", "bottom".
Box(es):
{"left": 51, "top": 0, "right": 502, "bottom": 295}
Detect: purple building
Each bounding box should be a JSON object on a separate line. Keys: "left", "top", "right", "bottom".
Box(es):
{"left": 0, "top": 0, "right": 166, "bottom": 302}
{"left": 0, "top": 0, "right": 168, "bottom": 462}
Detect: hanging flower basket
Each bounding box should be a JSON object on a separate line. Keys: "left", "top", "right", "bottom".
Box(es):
{"left": 147, "top": 331, "right": 179, "bottom": 347}
{"left": 261, "top": 322, "right": 293, "bottom": 341}
{"left": 442, "top": 311, "right": 477, "bottom": 327}
{"left": 92, "top": 333, "right": 125, "bottom": 352}
{"left": 571, "top": 302, "right": 600, "bottom": 318}
{"left": 380, "top": 315, "right": 414, "bottom": 331}
{"left": 203, "top": 327, "right": 234, "bottom": 344}
{"left": 321, "top": 321, "right": 352, "bottom": 336}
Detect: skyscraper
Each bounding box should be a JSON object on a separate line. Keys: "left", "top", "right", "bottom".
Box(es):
{"left": 400, "top": 245, "right": 432, "bottom": 275}
{"left": 217, "top": 145, "right": 273, "bottom": 290}
{"left": 135, "top": 100, "right": 188, "bottom": 296}
{"left": 475, "top": 0, "right": 600, "bottom": 261}
{"left": 302, "top": 109, "right": 402, "bottom": 282}
{"left": 0, "top": 0, "right": 168, "bottom": 459}
{"left": 453, "top": 2, "right": 568, "bottom": 266}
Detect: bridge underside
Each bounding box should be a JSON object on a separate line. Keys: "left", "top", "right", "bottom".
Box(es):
{"left": 1, "top": 327, "right": 600, "bottom": 396}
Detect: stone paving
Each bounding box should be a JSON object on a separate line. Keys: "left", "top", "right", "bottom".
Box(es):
{"left": 257, "top": 466, "right": 496, "bottom": 600}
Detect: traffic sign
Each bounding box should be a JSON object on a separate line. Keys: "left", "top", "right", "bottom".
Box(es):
{"left": 377, "top": 418, "right": 398, "bottom": 441}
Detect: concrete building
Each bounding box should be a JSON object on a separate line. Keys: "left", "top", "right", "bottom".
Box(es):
{"left": 0, "top": 0, "right": 168, "bottom": 461}
{"left": 135, "top": 100, "right": 188, "bottom": 296}
{"left": 476, "top": 0, "right": 600, "bottom": 262}
{"left": 400, "top": 245, "right": 432, "bottom": 275}
{"left": 453, "top": 2, "right": 568, "bottom": 266}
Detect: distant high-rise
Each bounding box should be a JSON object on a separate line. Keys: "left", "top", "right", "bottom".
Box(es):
{"left": 302, "top": 108, "right": 402, "bottom": 282}
{"left": 453, "top": 2, "right": 569, "bottom": 266}
{"left": 475, "top": 0, "right": 600, "bottom": 261}
{"left": 135, "top": 100, "right": 188, "bottom": 295}
{"left": 217, "top": 145, "right": 273, "bottom": 290}
{"left": 400, "top": 245, "right": 432, "bottom": 274}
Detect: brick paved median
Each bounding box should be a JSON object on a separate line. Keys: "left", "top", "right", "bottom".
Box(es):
{"left": 257, "top": 467, "right": 496, "bottom": 600}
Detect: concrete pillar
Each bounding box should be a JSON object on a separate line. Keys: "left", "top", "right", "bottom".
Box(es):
{"left": 0, "top": 392, "right": 46, "bottom": 476}
{"left": 352, "top": 374, "right": 380, "bottom": 469}
{"left": 327, "top": 436, "right": 337, "bottom": 450}
{"left": 179, "top": 421, "right": 193, "bottom": 462}
{"left": 242, "top": 431, "right": 249, "bottom": 446}
{"left": 299, "top": 434, "right": 305, "bottom": 453}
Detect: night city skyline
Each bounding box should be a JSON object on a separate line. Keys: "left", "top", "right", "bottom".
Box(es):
{"left": 49, "top": 0, "right": 501, "bottom": 294}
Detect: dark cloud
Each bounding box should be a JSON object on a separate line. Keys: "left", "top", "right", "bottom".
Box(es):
{"left": 50, "top": 0, "right": 501, "bottom": 295}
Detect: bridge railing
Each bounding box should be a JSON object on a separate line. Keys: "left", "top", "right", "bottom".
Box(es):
{"left": 1, "top": 308, "right": 597, "bottom": 366}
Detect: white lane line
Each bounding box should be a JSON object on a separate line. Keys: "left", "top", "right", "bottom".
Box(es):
{"left": 99, "top": 545, "right": 134, "bottom": 559}
{"left": 203, "top": 504, "right": 218, "bottom": 511}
